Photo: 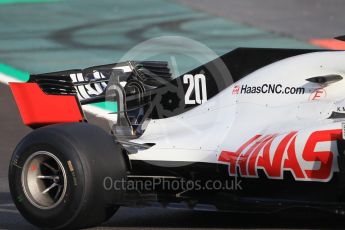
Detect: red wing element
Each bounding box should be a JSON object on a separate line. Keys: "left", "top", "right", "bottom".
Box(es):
{"left": 10, "top": 82, "right": 83, "bottom": 127}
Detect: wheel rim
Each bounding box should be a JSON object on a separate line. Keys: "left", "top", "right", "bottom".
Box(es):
{"left": 21, "top": 151, "right": 67, "bottom": 209}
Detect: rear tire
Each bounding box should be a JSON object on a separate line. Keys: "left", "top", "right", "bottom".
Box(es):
{"left": 8, "top": 123, "right": 127, "bottom": 229}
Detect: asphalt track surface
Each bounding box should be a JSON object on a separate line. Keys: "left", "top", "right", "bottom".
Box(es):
{"left": 0, "top": 0, "right": 345, "bottom": 229}
{"left": 176, "top": 0, "right": 345, "bottom": 40}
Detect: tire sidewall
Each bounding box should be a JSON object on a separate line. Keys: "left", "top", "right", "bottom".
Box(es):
{"left": 9, "top": 129, "right": 87, "bottom": 229}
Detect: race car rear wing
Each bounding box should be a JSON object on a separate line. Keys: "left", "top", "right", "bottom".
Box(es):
{"left": 10, "top": 78, "right": 85, "bottom": 128}
{"left": 34, "top": 61, "right": 172, "bottom": 105}
{"left": 9, "top": 61, "right": 172, "bottom": 129}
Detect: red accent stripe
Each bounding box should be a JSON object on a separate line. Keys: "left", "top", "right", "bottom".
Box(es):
{"left": 310, "top": 39, "right": 345, "bottom": 50}
{"left": 10, "top": 83, "right": 83, "bottom": 127}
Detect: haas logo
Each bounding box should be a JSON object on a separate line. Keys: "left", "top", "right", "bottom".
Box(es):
{"left": 219, "top": 129, "right": 342, "bottom": 182}
{"left": 232, "top": 85, "right": 240, "bottom": 95}
{"left": 70, "top": 72, "right": 108, "bottom": 101}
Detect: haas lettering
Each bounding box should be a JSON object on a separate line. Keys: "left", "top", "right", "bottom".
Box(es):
{"left": 219, "top": 129, "right": 342, "bottom": 182}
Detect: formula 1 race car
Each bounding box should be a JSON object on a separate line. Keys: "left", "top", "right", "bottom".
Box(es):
{"left": 8, "top": 36, "right": 345, "bottom": 229}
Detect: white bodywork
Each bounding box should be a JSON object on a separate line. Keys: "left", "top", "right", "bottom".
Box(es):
{"left": 130, "top": 51, "right": 345, "bottom": 182}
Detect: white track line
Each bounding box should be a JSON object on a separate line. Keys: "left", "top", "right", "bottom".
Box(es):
{"left": 0, "top": 72, "right": 21, "bottom": 85}
{"left": 82, "top": 104, "right": 117, "bottom": 122}
{"left": 0, "top": 203, "right": 15, "bottom": 207}
{"left": 0, "top": 208, "right": 19, "bottom": 214}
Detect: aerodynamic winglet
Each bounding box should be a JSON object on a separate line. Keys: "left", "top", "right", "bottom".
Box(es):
{"left": 335, "top": 35, "right": 345, "bottom": 42}
{"left": 306, "top": 74, "right": 343, "bottom": 85}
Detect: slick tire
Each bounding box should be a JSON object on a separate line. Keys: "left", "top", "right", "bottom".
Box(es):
{"left": 8, "top": 123, "right": 127, "bottom": 229}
